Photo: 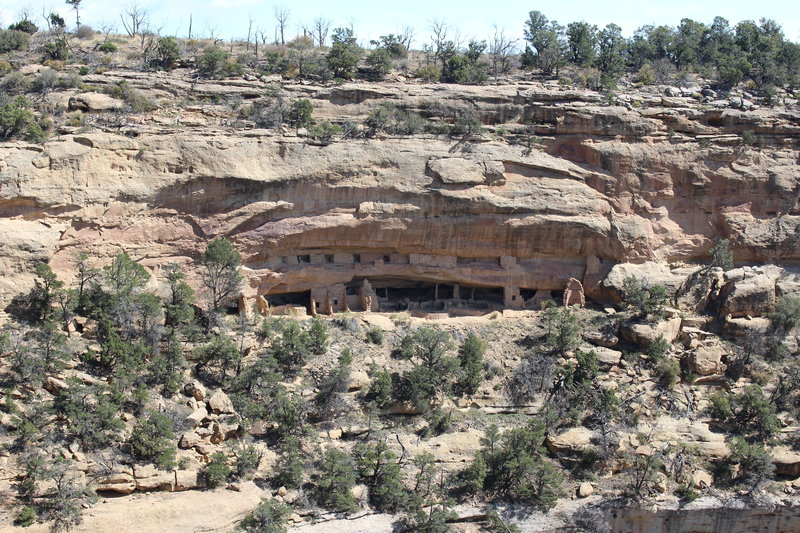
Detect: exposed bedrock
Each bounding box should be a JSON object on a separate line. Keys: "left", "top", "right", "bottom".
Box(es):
{"left": 1, "top": 79, "right": 798, "bottom": 309}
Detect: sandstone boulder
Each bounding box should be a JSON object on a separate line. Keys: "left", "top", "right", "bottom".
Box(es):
{"left": 133, "top": 464, "right": 174, "bottom": 492}
{"left": 184, "top": 380, "right": 207, "bottom": 401}
{"left": 186, "top": 407, "right": 208, "bottom": 428}
{"left": 174, "top": 468, "right": 202, "bottom": 491}
{"left": 577, "top": 482, "right": 594, "bottom": 498}
{"left": 208, "top": 389, "right": 235, "bottom": 414}
{"left": 179, "top": 431, "right": 203, "bottom": 449}
{"left": 546, "top": 427, "right": 596, "bottom": 455}
{"left": 688, "top": 342, "right": 727, "bottom": 376}
{"left": 691, "top": 469, "right": 713, "bottom": 489}
{"left": 580, "top": 344, "right": 622, "bottom": 368}
{"left": 347, "top": 370, "right": 371, "bottom": 391}
{"left": 620, "top": 318, "right": 682, "bottom": 348}
{"left": 772, "top": 447, "right": 800, "bottom": 477}
{"left": 95, "top": 471, "right": 136, "bottom": 494}
{"left": 427, "top": 158, "right": 495, "bottom": 185}
{"left": 718, "top": 269, "right": 776, "bottom": 318}
{"left": 44, "top": 376, "right": 68, "bottom": 394}
{"left": 603, "top": 262, "right": 693, "bottom": 302}
{"left": 68, "top": 92, "right": 125, "bottom": 112}
{"left": 675, "top": 268, "right": 723, "bottom": 313}
{"left": 583, "top": 329, "right": 619, "bottom": 348}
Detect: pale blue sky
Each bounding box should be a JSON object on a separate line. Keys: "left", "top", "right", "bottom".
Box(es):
{"left": 1, "top": 0, "right": 798, "bottom": 47}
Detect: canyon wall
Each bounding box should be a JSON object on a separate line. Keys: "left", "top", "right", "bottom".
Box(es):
{"left": 1, "top": 73, "right": 799, "bottom": 311}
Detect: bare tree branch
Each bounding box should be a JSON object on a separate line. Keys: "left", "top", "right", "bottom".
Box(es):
{"left": 273, "top": 5, "right": 289, "bottom": 45}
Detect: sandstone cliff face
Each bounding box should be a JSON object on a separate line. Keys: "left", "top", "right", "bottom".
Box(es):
{"left": 1, "top": 73, "right": 798, "bottom": 308}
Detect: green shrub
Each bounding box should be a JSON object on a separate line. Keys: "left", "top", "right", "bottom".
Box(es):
{"left": 287, "top": 98, "right": 313, "bottom": 128}
{"left": 201, "top": 452, "right": 231, "bottom": 488}
{"left": 708, "top": 385, "right": 779, "bottom": 442}
{"left": 154, "top": 37, "right": 181, "bottom": 70}
{"left": 308, "top": 316, "right": 328, "bottom": 355}
{"left": 0, "top": 29, "right": 30, "bottom": 52}
{"left": 239, "top": 498, "right": 291, "bottom": 533}
{"left": 98, "top": 41, "right": 118, "bottom": 53}
{"left": 326, "top": 27, "right": 361, "bottom": 79}
{"left": 365, "top": 103, "right": 426, "bottom": 135}
{"left": 365, "top": 326, "right": 384, "bottom": 345}
{"left": 314, "top": 448, "right": 358, "bottom": 514}
{"left": 741, "top": 129, "right": 756, "bottom": 146}
{"left": 727, "top": 436, "right": 774, "bottom": 489}
{"left": 416, "top": 64, "right": 441, "bottom": 82}
{"left": 75, "top": 25, "right": 94, "bottom": 39}
{"left": 621, "top": 277, "right": 668, "bottom": 319}
{"left": 655, "top": 357, "right": 680, "bottom": 389}
{"left": 364, "top": 48, "right": 392, "bottom": 80}
{"left": 14, "top": 506, "right": 36, "bottom": 527}
{"left": 455, "top": 333, "right": 485, "bottom": 395}
{"left": 353, "top": 441, "right": 408, "bottom": 511}
{"left": 637, "top": 63, "right": 655, "bottom": 85}
{"left": 675, "top": 483, "right": 699, "bottom": 502}
{"left": 273, "top": 436, "right": 304, "bottom": 489}
{"left": 308, "top": 121, "right": 341, "bottom": 143}
{"left": 0, "top": 96, "right": 47, "bottom": 142}
{"left": 468, "top": 420, "right": 563, "bottom": 508}
{"left": 230, "top": 441, "right": 263, "bottom": 480}
{"left": 771, "top": 295, "right": 800, "bottom": 333}
{"left": 197, "top": 47, "right": 243, "bottom": 79}
{"left": 129, "top": 412, "right": 177, "bottom": 469}
{"left": 8, "top": 20, "right": 38, "bottom": 34}
{"left": 709, "top": 239, "right": 734, "bottom": 271}
{"left": 397, "top": 327, "right": 458, "bottom": 410}
{"left": 43, "top": 38, "right": 69, "bottom": 61}
{"left": 364, "top": 365, "right": 393, "bottom": 408}
{"left": 107, "top": 81, "right": 157, "bottom": 113}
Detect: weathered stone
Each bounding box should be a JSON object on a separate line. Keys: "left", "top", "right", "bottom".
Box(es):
{"left": 546, "top": 427, "right": 596, "bottom": 455}
{"left": 718, "top": 270, "right": 776, "bottom": 318}
{"left": 95, "top": 471, "right": 136, "bottom": 494}
{"left": 179, "top": 431, "right": 203, "bottom": 449}
{"left": 577, "top": 482, "right": 594, "bottom": 498}
{"left": 688, "top": 342, "right": 727, "bottom": 376}
{"left": 68, "top": 92, "right": 125, "bottom": 112}
{"left": 691, "top": 469, "right": 713, "bottom": 489}
{"left": 603, "top": 263, "right": 695, "bottom": 302}
{"left": 772, "top": 447, "right": 800, "bottom": 477}
{"left": 174, "top": 469, "right": 202, "bottom": 491}
{"left": 134, "top": 464, "right": 174, "bottom": 492}
{"left": 347, "top": 370, "right": 371, "bottom": 391}
{"left": 620, "top": 318, "right": 682, "bottom": 348}
{"left": 207, "top": 389, "right": 235, "bottom": 414}
{"left": 184, "top": 380, "right": 207, "bottom": 401}
{"left": 186, "top": 407, "right": 208, "bottom": 428}
{"left": 581, "top": 344, "right": 622, "bottom": 368}
{"left": 44, "top": 376, "right": 68, "bottom": 394}
{"left": 564, "top": 277, "right": 586, "bottom": 307}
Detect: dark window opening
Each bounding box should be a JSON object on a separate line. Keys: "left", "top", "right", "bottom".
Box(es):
{"left": 325, "top": 254, "right": 334, "bottom": 263}
{"left": 333, "top": 299, "right": 339, "bottom": 306}
{"left": 520, "top": 288, "right": 538, "bottom": 301}
{"left": 353, "top": 254, "right": 361, "bottom": 264}
{"left": 298, "top": 254, "right": 311, "bottom": 264}
{"left": 383, "top": 255, "right": 391, "bottom": 263}
{"left": 266, "top": 290, "right": 312, "bottom": 313}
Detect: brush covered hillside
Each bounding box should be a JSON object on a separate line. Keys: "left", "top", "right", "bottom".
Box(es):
{"left": 0, "top": 13, "right": 800, "bottom": 533}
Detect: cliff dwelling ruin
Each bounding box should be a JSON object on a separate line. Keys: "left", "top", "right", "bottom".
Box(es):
{"left": 252, "top": 250, "right": 583, "bottom": 316}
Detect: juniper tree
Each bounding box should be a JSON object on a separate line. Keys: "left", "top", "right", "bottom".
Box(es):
{"left": 200, "top": 237, "right": 242, "bottom": 318}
